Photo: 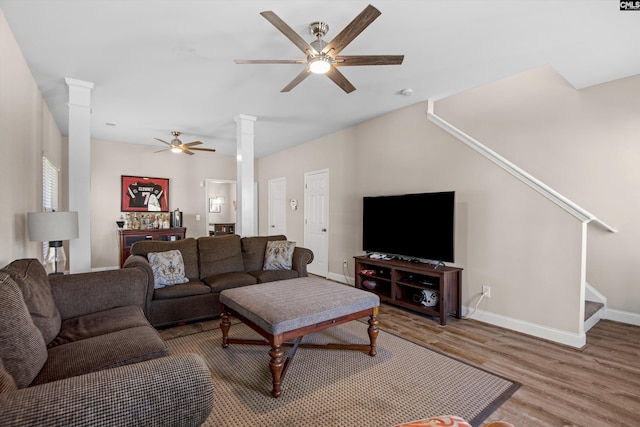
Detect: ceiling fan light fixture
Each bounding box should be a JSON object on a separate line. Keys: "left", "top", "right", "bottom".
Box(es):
{"left": 154, "top": 130, "right": 215, "bottom": 155}
{"left": 309, "top": 55, "right": 331, "bottom": 74}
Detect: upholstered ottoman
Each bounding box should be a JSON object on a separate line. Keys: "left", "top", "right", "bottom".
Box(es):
{"left": 219, "top": 276, "right": 380, "bottom": 397}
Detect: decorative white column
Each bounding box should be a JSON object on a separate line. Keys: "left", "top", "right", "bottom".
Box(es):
{"left": 234, "top": 114, "right": 257, "bottom": 237}
{"left": 65, "top": 78, "right": 94, "bottom": 273}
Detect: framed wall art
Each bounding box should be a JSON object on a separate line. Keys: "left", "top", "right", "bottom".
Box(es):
{"left": 209, "top": 197, "right": 222, "bottom": 213}
{"left": 121, "top": 175, "right": 169, "bottom": 212}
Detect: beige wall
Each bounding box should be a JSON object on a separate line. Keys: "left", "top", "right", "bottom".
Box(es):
{"left": 257, "top": 127, "right": 359, "bottom": 258}
{"left": 436, "top": 65, "right": 640, "bottom": 316}
{"left": 90, "top": 139, "right": 237, "bottom": 268}
{"left": 0, "top": 10, "right": 63, "bottom": 266}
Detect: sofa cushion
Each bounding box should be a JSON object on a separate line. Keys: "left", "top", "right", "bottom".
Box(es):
{"left": 203, "top": 271, "right": 257, "bottom": 293}
{"left": 147, "top": 249, "right": 190, "bottom": 288}
{"left": 149, "top": 293, "right": 220, "bottom": 327}
{"left": 1, "top": 259, "right": 61, "bottom": 344}
{"left": 0, "top": 358, "right": 17, "bottom": 394}
{"left": 249, "top": 269, "right": 299, "bottom": 283}
{"left": 241, "top": 235, "right": 286, "bottom": 272}
{"left": 198, "top": 234, "right": 245, "bottom": 278}
{"left": 263, "top": 240, "right": 296, "bottom": 270}
{"left": 48, "top": 306, "right": 151, "bottom": 347}
{"left": 130, "top": 238, "right": 199, "bottom": 280}
{"left": 0, "top": 271, "right": 47, "bottom": 388}
{"left": 31, "top": 325, "right": 170, "bottom": 386}
{"left": 153, "top": 280, "right": 212, "bottom": 300}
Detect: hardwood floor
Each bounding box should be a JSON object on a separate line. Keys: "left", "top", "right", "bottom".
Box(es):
{"left": 377, "top": 303, "right": 640, "bottom": 426}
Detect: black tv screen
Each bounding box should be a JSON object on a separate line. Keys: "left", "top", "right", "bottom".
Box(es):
{"left": 362, "top": 191, "right": 455, "bottom": 263}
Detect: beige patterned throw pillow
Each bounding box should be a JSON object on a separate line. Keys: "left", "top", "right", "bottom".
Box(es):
{"left": 148, "top": 250, "right": 190, "bottom": 289}
{"left": 263, "top": 240, "right": 296, "bottom": 270}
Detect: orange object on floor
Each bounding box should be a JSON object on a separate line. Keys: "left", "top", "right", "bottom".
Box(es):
{"left": 392, "top": 416, "right": 515, "bottom": 427}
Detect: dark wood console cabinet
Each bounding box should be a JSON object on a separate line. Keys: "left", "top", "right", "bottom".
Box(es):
{"left": 354, "top": 256, "right": 462, "bottom": 325}
{"left": 118, "top": 228, "right": 187, "bottom": 267}
{"left": 209, "top": 223, "right": 235, "bottom": 236}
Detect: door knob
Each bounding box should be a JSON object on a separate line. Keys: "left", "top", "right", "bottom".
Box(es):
{"left": 322, "top": 228, "right": 327, "bottom": 232}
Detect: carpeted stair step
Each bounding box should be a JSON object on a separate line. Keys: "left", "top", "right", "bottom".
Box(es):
{"left": 585, "top": 300, "right": 604, "bottom": 322}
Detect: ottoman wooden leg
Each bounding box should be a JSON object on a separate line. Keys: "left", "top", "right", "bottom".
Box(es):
{"left": 269, "top": 345, "right": 285, "bottom": 398}
{"left": 368, "top": 312, "right": 379, "bottom": 357}
{"left": 220, "top": 311, "right": 231, "bottom": 348}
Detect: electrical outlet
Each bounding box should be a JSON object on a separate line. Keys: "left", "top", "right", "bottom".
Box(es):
{"left": 482, "top": 285, "right": 491, "bottom": 298}
{"left": 343, "top": 259, "right": 348, "bottom": 268}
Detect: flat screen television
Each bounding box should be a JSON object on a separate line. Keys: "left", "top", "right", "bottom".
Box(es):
{"left": 362, "top": 191, "right": 455, "bottom": 263}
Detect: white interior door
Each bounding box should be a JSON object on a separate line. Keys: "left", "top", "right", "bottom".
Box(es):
{"left": 268, "top": 177, "right": 286, "bottom": 236}
{"left": 304, "top": 169, "right": 329, "bottom": 277}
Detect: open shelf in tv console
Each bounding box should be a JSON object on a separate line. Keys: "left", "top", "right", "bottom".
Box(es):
{"left": 354, "top": 256, "right": 462, "bottom": 325}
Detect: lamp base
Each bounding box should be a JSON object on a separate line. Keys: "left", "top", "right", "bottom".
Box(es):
{"left": 45, "top": 241, "right": 66, "bottom": 275}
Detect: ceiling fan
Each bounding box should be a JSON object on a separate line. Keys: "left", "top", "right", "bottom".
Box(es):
{"left": 234, "top": 4, "right": 404, "bottom": 93}
{"left": 153, "top": 131, "right": 216, "bottom": 156}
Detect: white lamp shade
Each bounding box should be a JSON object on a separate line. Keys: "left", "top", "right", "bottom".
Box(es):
{"left": 27, "top": 211, "right": 79, "bottom": 242}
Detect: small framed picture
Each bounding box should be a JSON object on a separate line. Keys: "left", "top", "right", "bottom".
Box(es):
{"left": 209, "top": 198, "right": 222, "bottom": 213}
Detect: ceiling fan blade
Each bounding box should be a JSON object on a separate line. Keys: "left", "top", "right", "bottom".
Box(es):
{"left": 322, "top": 4, "right": 381, "bottom": 57}
{"left": 326, "top": 66, "right": 356, "bottom": 93}
{"left": 260, "top": 11, "right": 318, "bottom": 56}
{"left": 154, "top": 138, "right": 172, "bottom": 146}
{"left": 183, "top": 141, "right": 203, "bottom": 147}
{"left": 154, "top": 148, "right": 170, "bottom": 153}
{"left": 281, "top": 67, "right": 312, "bottom": 92}
{"left": 182, "top": 149, "right": 195, "bottom": 155}
{"left": 189, "top": 147, "right": 217, "bottom": 153}
{"left": 334, "top": 55, "right": 404, "bottom": 66}
{"left": 235, "top": 59, "right": 305, "bottom": 64}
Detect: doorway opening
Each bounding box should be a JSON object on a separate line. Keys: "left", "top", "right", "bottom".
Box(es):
{"left": 205, "top": 179, "right": 237, "bottom": 236}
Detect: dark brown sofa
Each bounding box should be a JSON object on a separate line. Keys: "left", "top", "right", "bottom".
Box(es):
{"left": 123, "top": 234, "right": 314, "bottom": 327}
{"left": 0, "top": 259, "right": 214, "bottom": 426}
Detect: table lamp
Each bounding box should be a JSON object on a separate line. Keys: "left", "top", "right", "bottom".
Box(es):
{"left": 27, "top": 211, "right": 79, "bottom": 275}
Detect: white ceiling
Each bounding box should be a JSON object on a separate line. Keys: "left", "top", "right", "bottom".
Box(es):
{"left": 1, "top": 1, "right": 639, "bottom": 158}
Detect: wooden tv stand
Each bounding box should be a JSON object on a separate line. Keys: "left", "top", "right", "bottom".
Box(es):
{"left": 354, "top": 256, "right": 462, "bottom": 325}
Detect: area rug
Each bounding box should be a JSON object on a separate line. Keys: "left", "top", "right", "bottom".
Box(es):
{"left": 165, "top": 320, "right": 519, "bottom": 427}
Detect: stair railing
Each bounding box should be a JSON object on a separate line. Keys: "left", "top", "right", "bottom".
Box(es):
{"left": 426, "top": 100, "right": 617, "bottom": 233}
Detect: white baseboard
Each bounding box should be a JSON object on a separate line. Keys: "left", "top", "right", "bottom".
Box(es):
{"left": 323, "top": 279, "right": 586, "bottom": 348}
{"left": 463, "top": 306, "right": 587, "bottom": 348}
{"left": 91, "top": 265, "right": 119, "bottom": 272}
{"left": 584, "top": 308, "right": 604, "bottom": 332}
{"left": 325, "top": 278, "right": 587, "bottom": 348}
{"left": 464, "top": 306, "right": 640, "bottom": 346}
{"left": 327, "top": 272, "right": 354, "bottom": 286}
{"left": 605, "top": 308, "right": 640, "bottom": 326}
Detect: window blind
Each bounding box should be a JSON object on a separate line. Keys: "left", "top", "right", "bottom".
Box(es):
{"left": 42, "top": 156, "right": 59, "bottom": 258}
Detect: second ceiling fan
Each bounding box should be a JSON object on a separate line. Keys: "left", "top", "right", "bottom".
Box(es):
{"left": 235, "top": 4, "right": 404, "bottom": 93}
{"left": 154, "top": 131, "right": 216, "bottom": 156}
